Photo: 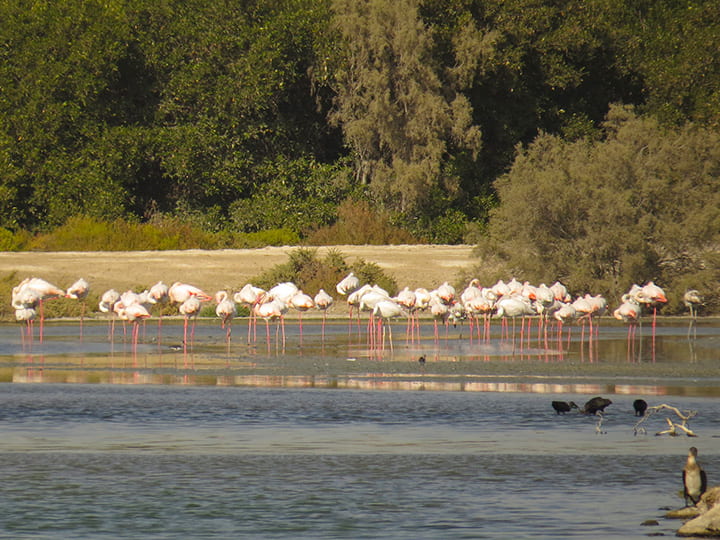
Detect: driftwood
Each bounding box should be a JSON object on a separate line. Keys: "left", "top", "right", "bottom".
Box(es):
{"left": 633, "top": 404, "right": 698, "bottom": 437}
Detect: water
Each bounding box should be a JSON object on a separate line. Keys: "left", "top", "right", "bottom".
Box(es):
{"left": 0, "top": 316, "right": 719, "bottom": 539}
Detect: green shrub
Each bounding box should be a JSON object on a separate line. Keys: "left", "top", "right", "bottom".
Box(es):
{"left": 0, "top": 228, "right": 28, "bottom": 251}
{"left": 230, "top": 229, "right": 301, "bottom": 248}
{"left": 306, "top": 199, "right": 418, "bottom": 245}
{"left": 251, "top": 248, "right": 397, "bottom": 297}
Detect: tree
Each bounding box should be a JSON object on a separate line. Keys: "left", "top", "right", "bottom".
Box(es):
{"left": 482, "top": 105, "right": 720, "bottom": 306}
{"left": 328, "top": 0, "right": 481, "bottom": 215}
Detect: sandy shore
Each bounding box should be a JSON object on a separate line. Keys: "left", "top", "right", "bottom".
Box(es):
{"left": 0, "top": 245, "right": 477, "bottom": 294}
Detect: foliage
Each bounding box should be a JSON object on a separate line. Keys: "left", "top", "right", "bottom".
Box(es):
{"left": 228, "top": 157, "right": 352, "bottom": 235}
{"left": 0, "top": 0, "right": 719, "bottom": 268}
{"left": 306, "top": 199, "right": 418, "bottom": 245}
{"left": 481, "top": 105, "right": 720, "bottom": 309}
{"left": 328, "top": 0, "right": 481, "bottom": 216}
{"left": 251, "top": 247, "right": 397, "bottom": 297}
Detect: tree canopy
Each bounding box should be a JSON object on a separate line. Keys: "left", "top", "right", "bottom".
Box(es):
{"left": 1, "top": 0, "right": 719, "bottom": 303}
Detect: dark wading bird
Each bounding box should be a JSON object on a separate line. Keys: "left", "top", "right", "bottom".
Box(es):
{"left": 633, "top": 399, "right": 648, "bottom": 417}
{"left": 683, "top": 446, "right": 707, "bottom": 507}
{"left": 551, "top": 401, "right": 578, "bottom": 415}
{"left": 581, "top": 396, "right": 612, "bottom": 415}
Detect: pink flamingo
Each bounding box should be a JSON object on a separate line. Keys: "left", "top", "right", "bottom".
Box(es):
{"left": 15, "top": 307, "right": 36, "bottom": 349}
{"left": 169, "top": 282, "right": 212, "bottom": 304}
{"left": 314, "top": 289, "right": 334, "bottom": 339}
{"left": 116, "top": 303, "right": 151, "bottom": 352}
{"left": 372, "top": 299, "right": 406, "bottom": 353}
{"left": 179, "top": 296, "right": 202, "bottom": 351}
{"left": 395, "top": 287, "right": 417, "bottom": 343}
{"left": 337, "top": 272, "right": 362, "bottom": 328}
{"left": 429, "top": 295, "right": 450, "bottom": 344}
{"left": 254, "top": 296, "right": 288, "bottom": 348}
{"left": 99, "top": 289, "right": 121, "bottom": 341}
{"left": 289, "top": 290, "right": 314, "bottom": 340}
{"left": 234, "top": 283, "right": 265, "bottom": 343}
{"left": 614, "top": 298, "right": 641, "bottom": 361}
{"left": 147, "top": 281, "right": 169, "bottom": 342}
{"left": 12, "top": 277, "right": 65, "bottom": 343}
{"left": 215, "top": 291, "right": 237, "bottom": 345}
{"left": 553, "top": 303, "right": 577, "bottom": 353}
{"left": 66, "top": 278, "right": 90, "bottom": 339}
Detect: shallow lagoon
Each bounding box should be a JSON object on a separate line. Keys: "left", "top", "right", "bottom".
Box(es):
{"left": 0, "top": 316, "right": 719, "bottom": 539}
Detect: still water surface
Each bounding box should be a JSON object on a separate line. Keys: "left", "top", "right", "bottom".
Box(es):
{"left": 0, "top": 316, "right": 719, "bottom": 539}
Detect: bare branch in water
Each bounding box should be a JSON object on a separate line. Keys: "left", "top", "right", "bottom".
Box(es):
{"left": 633, "top": 404, "right": 698, "bottom": 437}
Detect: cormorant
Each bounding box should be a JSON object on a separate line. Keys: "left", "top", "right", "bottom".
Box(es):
{"left": 551, "top": 401, "right": 578, "bottom": 415}
{"left": 683, "top": 447, "right": 707, "bottom": 506}
{"left": 633, "top": 399, "right": 648, "bottom": 417}
{"left": 581, "top": 396, "right": 612, "bottom": 415}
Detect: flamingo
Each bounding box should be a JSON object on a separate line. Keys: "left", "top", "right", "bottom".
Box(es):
{"left": 289, "top": 290, "right": 314, "bottom": 340}
{"left": 553, "top": 303, "right": 577, "bottom": 351}
{"left": 215, "top": 291, "right": 237, "bottom": 344}
{"left": 683, "top": 289, "right": 703, "bottom": 338}
{"left": 429, "top": 294, "right": 450, "bottom": 344}
{"left": 234, "top": 283, "right": 266, "bottom": 343}
{"left": 336, "top": 272, "right": 360, "bottom": 296}
{"left": 168, "top": 282, "right": 212, "bottom": 304}
{"left": 636, "top": 281, "right": 667, "bottom": 360}
{"left": 357, "top": 286, "right": 391, "bottom": 348}
{"left": 489, "top": 279, "right": 507, "bottom": 299}
{"left": 494, "top": 295, "right": 535, "bottom": 352}
{"left": 99, "top": 288, "right": 121, "bottom": 341}
{"left": 372, "top": 299, "right": 406, "bottom": 353}
{"left": 314, "top": 289, "right": 334, "bottom": 339}
{"left": 254, "top": 296, "right": 288, "bottom": 347}
{"left": 66, "top": 278, "right": 90, "bottom": 331}
{"left": 434, "top": 281, "right": 456, "bottom": 305}
{"left": 116, "top": 303, "right": 150, "bottom": 351}
{"left": 15, "top": 306, "right": 36, "bottom": 347}
{"left": 12, "top": 277, "right": 65, "bottom": 343}
{"left": 179, "top": 296, "right": 202, "bottom": 351}
{"left": 337, "top": 272, "right": 362, "bottom": 330}
{"left": 550, "top": 281, "right": 571, "bottom": 302}
{"left": 395, "top": 287, "right": 417, "bottom": 343}
{"left": 147, "top": 281, "right": 170, "bottom": 340}
{"left": 347, "top": 284, "right": 372, "bottom": 331}
{"left": 268, "top": 282, "right": 299, "bottom": 306}
{"left": 614, "top": 298, "right": 641, "bottom": 361}
{"left": 572, "top": 295, "right": 594, "bottom": 353}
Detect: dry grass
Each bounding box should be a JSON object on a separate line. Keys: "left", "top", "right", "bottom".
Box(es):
{"left": 0, "top": 245, "right": 476, "bottom": 296}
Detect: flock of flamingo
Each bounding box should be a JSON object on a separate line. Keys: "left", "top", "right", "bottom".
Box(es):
{"left": 9, "top": 272, "right": 704, "bottom": 358}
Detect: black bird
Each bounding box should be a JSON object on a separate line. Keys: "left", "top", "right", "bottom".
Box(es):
{"left": 683, "top": 446, "right": 707, "bottom": 506}
{"left": 552, "top": 401, "right": 578, "bottom": 415}
{"left": 581, "top": 396, "right": 612, "bottom": 415}
{"left": 418, "top": 355, "right": 426, "bottom": 365}
{"left": 633, "top": 399, "right": 648, "bottom": 416}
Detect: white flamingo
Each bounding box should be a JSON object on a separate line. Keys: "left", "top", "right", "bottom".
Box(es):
{"left": 314, "top": 289, "right": 334, "bottom": 338}
{"left": 234, "top": 283, "right": 266, "bottom": 343}
{"left": 215, "top": 291, "right": 237, "bottom": 344}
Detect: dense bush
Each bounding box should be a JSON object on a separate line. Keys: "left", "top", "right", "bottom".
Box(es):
{"left": 478, "top": 106, "right": 720, "bottom": 312}
{"left": 252, "top": 247, "right": 398, "bottom": 298}
{"left": 306, "top": 199, "right": 418, "bottom": 245}
{"left": 18, "top": 216, "right": 301, "bottom": 251}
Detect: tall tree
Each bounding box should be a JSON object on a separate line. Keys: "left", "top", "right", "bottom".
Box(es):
{"left": 328, "top": 0, "right": 481, "bottom": 214}
{"left": 483, "top": 105, "right": 720, "bottom": 301}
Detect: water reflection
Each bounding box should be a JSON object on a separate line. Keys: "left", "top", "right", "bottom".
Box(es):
{"left": 1, "top": 316, "right": 719, "bottom": 396}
